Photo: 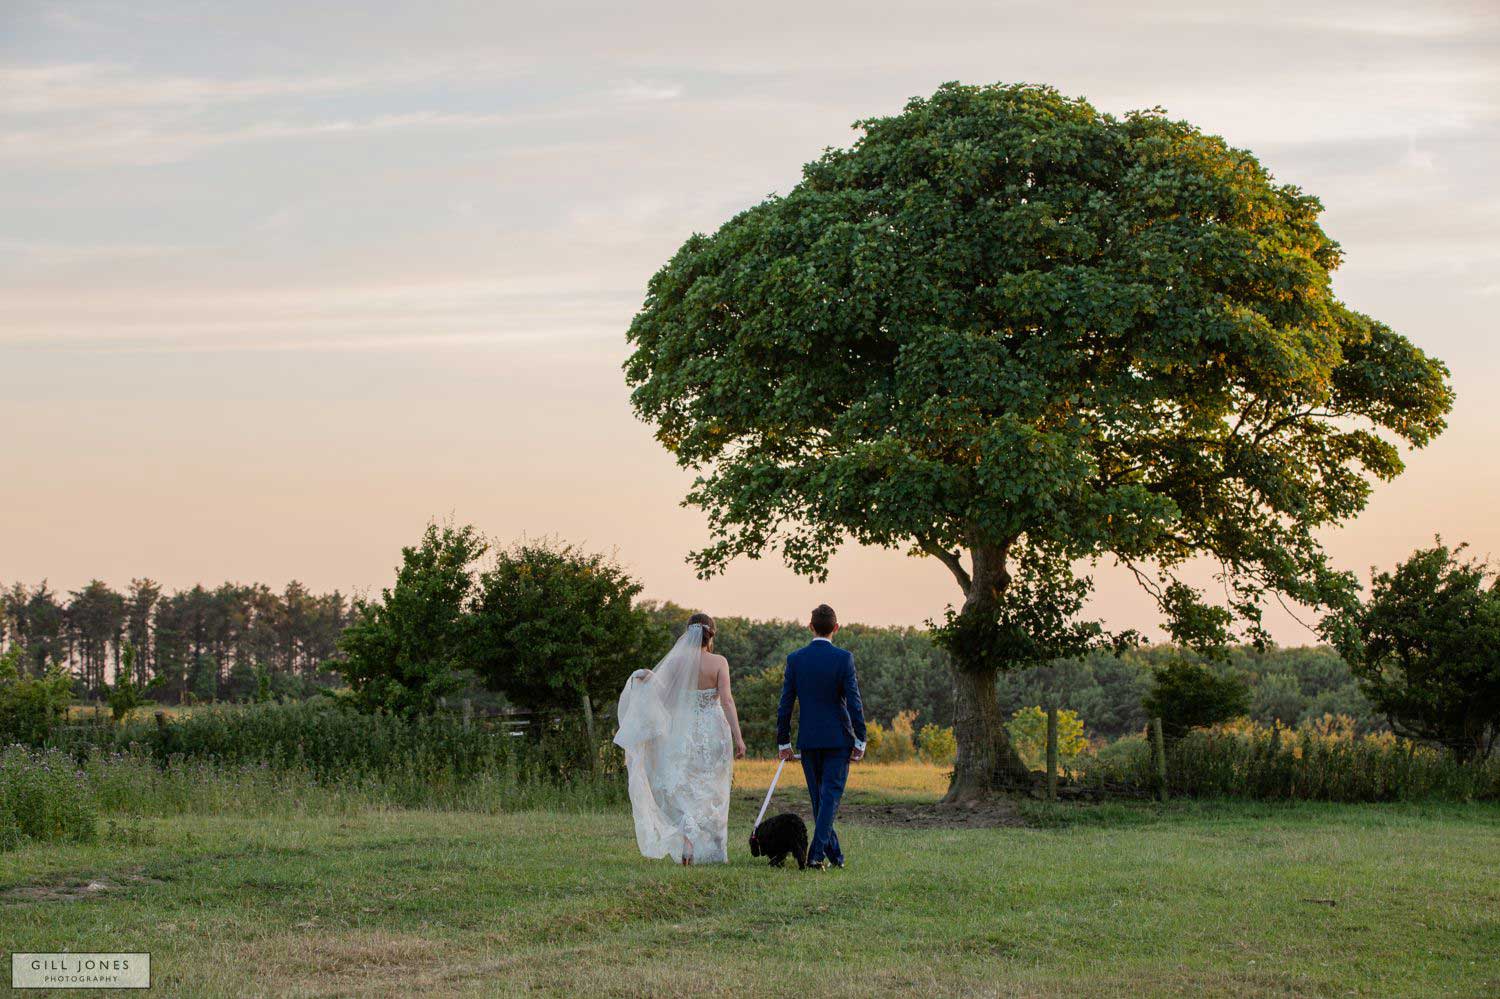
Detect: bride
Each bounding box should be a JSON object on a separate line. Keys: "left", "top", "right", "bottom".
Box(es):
{"left": 613, "top": 612, "right": 747, "bottom": 865}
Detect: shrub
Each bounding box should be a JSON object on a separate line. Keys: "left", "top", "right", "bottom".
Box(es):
{"left": 1142, "top": 660, "right": 1250, "bottom": 741}
{"left": 469, "top": 540, "right": 653, "bottom": 714}
{"left": 107, "top": 645, "right": 153, "bottom": 722}
{"left": 1332, "top": 541, "right": 1500, "bottom": 762}
{"left": 1084, "top": 720, "right": 1500, "bottom": 802}
{"left": 335, "top": 522, "right": 487, "bottom": 716}
{"left": 917, "top": 724, "right": 956, "bottom": 765}
{"left": 0, "top": 746, "right": 98, "bottom": 848}
{"left": 1006, "top": 706, "right": 1088, "bottom": 769}
{"left": 870, "top": 710, "right": 917, "bottom": 763}
{"left": 0, "top": 648, "right": 73, "bottom": 745}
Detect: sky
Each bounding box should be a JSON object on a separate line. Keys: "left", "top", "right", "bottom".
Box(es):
{"left": 2, "top": 0, "right": 1497, "bottom": 643}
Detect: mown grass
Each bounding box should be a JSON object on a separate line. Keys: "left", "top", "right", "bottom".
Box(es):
{"left": 2, "top": 763, "right": 1497, "bottom": 997}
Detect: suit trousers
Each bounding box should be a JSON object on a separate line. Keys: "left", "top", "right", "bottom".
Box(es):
{"left": 800, "top": 747, "right": 850, "bottom": 865}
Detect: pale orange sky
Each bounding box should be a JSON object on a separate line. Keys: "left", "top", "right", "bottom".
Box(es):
{"left": 2, "top": 1, "right": 1497, "bottom": 642}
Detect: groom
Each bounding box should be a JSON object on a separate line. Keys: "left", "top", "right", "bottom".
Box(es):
{"left": 777, "top": 604, "right": 867, "bottom": 870}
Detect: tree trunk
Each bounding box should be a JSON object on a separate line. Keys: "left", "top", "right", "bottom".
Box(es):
{"left": 945, "top": 666, "right": 1031, "bottom": 801}
{"left": 940, "top": 541, "right": 1032, "bottom": 802}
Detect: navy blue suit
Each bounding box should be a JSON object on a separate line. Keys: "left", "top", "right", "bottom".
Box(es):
{"left": 776, "top": 638, "right": 867, "bottom": 865}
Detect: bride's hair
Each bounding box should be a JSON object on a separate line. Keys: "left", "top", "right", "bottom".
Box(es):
{"left": 686, "top": 612, "right": 716, "bottom": 649}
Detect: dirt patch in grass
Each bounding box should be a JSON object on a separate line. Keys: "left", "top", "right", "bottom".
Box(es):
{"left": 3, "top": 866, "right": 163, "bottom": 904}
{"left": 230, "top": 928, "right": 518, "bottom": 997}
{"left": 837, "top": 799, "right": 1029, "bottom": 829}
{"left": 739, "top": 789, "right": 1030, "bottom": 829}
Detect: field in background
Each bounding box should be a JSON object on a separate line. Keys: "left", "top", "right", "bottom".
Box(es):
{"left": 64, "top": 703, "right": 197, "bottom": 722}
{"left": 734, "top": 758, "right": 950, "bottom": 803}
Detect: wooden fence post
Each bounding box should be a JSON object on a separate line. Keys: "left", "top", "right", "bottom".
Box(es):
{"left": 462, "top": 698, "right": 473, "bottom": 732}
{"left": 154, "top": 711, "right": 167, "bottom": 733}
{"left": 1046, "top": 704, "right": 1059, "bottom": 802}
{"left": 580, "top": 692, "right": 598, "bottom": 773}
{"left": 581, "top": 693, "right": 595, "bottom": 742}
{"left": 1149, "top": 716, "right": 1169, "bottom": 802}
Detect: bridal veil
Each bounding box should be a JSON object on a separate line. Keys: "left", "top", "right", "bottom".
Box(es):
{"left": 613, "top": 623, "right": 708, "bottom": 861}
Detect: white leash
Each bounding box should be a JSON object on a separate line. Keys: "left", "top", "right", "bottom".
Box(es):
{"left": 753, "top": 757, "right": 792, "bottom": 830}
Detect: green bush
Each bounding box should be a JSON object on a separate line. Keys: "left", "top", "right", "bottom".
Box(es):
{"left": 335, "top": 522, "right": 487, "bottom": 716}
{"left": 107, "top": 645, "right": 154, "bottom": 722}
{"left": 0, "top": 746, "right": 98, "bottom": 849}
{"left": 1333, "top": 541, "right": 1500, "bottom": 763}
{"left": 917, "top": 724, "right": 956, "bottom": 765}
{"left": 1006, "top": 706, "right": 1088, "bottom": 770}
{"left": 1142, "top": 660, "right": 1250, "bottom": 741}
{"left": 0, "top": 648, "right": 73, "bottom": 745}
{"left": 869, "top": 710, "right": 917, "bottom": 763}
{"left": 469, "top": 540, "right": 653, "bottom": 714}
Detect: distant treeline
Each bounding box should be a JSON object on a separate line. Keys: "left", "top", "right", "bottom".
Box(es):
{"left": 0, "top": 580, "right": 348, "bottom": 702}
{"left": 639, "top": 602, "right": 1379, "bottom": 741}
{"left": 1, "top": 582, "right": 1375, "bottom": 739}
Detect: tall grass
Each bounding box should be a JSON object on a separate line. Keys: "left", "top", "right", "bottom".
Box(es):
{"left": 79, "top": 748, "right": 624, "bottom": 817}
{"left": 1, "top": 729, "right": 625, "bottom": 849}
{"left": 1, "top": 745, "right": 99, "bottom": 849}
{"left": 18, "top": 700, "right": 629, "bottom": 827}
{"left": 1084, "top": 718, "right": 1500, "bottom": 802}
{"left": 47, "top": 699, "right": 621, "bottom": 788}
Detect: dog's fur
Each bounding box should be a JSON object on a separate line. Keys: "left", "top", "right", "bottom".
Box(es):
{"left": 749, "top": 813, "right": 809, "bottom": 869}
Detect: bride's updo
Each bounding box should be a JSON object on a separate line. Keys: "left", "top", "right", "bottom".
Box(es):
{"left": 687, "top": 612, "right": 716, "bottom": 649}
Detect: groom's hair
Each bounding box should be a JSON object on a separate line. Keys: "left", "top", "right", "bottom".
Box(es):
{"left": 810, "top": 604, "right": 838, "bottom": 636}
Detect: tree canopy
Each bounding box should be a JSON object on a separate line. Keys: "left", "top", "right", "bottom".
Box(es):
{"left": 624, "top": 82, "right": 1452, "bottom": 796}
{"left": 337, "top": 523, "right": 486, "bottom": 716}
{"left": 469, "top": 541, "right": 652, "bottom": 714}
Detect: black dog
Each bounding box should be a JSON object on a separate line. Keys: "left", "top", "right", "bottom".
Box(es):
{"left": 749, "top": 813, "right": 809, "bottom": 869}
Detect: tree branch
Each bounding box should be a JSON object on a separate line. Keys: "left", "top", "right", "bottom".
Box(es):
{"left": 918, "top": 537, "right": 972, "bottom": 595}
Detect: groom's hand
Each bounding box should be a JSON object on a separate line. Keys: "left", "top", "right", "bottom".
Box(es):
{"left": 778, "top": 747, "right": 794, "bottom": 762}
{"left": 850, "top": 747, "right": 865, "bottom": 763}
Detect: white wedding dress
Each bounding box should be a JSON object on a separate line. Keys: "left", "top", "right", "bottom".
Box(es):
{"left": 613, "top": 624, "right": 732, "bottom": 864}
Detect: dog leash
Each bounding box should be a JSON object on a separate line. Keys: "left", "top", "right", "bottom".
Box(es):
{"left": 753, "top": 757, "right": 792, "bottom": 830}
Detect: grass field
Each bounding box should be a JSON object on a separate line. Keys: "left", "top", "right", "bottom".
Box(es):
{"left": 3, "top": 763, "right": 1497, "bottom": 997}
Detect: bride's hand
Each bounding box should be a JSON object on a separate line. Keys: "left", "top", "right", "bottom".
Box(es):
{"left": 734, "top": 739, "right": 747, "bottom": 759}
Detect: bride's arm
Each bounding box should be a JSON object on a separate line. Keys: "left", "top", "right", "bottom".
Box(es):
{"left": 717, "top": 659, "right": 747, "bottom": 759}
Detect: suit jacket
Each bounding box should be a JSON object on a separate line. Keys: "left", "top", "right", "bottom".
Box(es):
{"left": 776, "top": 639, "right": 867, "bottom": 750}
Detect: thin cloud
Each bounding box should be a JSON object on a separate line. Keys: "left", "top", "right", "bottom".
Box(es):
{"left": 0, "top": 62, "right": 375, "bottom": 114}
{"left": 0, "top": 108, "right": 583, "bottom": 165}
{"left": 609, "top": 79, "right": 684, "bottom": 102}
{"left": 0, "top": 274, "right": 643, "bottom": 352}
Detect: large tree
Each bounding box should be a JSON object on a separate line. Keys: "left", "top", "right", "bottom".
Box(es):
{"left": 623, "top": 82, "right": 1452, "bottom": 799}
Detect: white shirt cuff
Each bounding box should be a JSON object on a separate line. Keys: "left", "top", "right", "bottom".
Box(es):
{"left": 854, "top": 740, "right": 866, "bottom": 752}
{"left": 777, "top": 744, "right": 791, "bottom": 752}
